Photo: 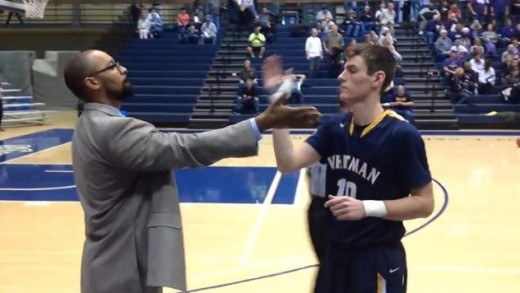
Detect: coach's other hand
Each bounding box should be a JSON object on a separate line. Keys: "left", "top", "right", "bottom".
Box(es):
{"left": 325, "top": 195, "right": 365, "bottom": 221}
{"left": 255, "top": 96, "right": 321, "bottom": 130}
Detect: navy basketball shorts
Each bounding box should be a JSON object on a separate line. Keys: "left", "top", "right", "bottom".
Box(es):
{"left": 322, "top": 242, "right": 407, "bottom": 293}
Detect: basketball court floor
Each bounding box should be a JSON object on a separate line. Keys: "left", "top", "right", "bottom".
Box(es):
{"left": 0, "top": 111, "right": 519, "bottom": 293}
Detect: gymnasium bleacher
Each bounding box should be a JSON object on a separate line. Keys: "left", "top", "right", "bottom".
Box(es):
{"left": 117, "top": 35, "right": 223, "bottom": 124}
{"left": 1, "top": 1, "right": 518, "bottom": 130}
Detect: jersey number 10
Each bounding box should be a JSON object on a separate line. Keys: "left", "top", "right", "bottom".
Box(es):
{"left": 336, "top": 178, "right": 357, "bottom": 198}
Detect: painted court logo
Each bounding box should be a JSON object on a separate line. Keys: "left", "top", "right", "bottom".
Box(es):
{"left": 0, "top": 145, "right": 33, "bottom": 156}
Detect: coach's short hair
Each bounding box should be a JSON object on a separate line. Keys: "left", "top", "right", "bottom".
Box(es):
{"left": 64, "top": 51, "right": 94, "bottom": 101}
{"left": 345, "top": 43, "right": 397, "bottom": 94}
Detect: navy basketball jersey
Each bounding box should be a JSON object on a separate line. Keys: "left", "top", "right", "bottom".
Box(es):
{"left": 306, "top": 109, "right": 432, "bottom": 247}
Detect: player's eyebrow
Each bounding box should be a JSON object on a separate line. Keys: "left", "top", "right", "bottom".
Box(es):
{"left": 346, "top": 65, "right": 357, "bottom": 71}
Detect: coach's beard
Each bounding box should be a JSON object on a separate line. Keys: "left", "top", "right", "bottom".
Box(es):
{"left": 114, "top": 79, "right": 134, "bottom": 101}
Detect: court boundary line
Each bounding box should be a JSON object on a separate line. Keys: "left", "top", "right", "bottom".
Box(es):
{"left": 0, "top": 142, "right": 70, "bottom": 165}
{"left": 239, "top": 171, "right": 282, "bottom": 265}
{"left": 178, "top": 178, "right": 450, "bottom": 292}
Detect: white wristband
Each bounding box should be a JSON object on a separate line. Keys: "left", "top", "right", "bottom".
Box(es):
{"left": 362, "top": 200, "right": 388, "bottom": 218}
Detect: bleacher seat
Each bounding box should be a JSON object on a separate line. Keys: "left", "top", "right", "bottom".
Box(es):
{"left": 118, "top": 31, "right": 223, "bottom": 123}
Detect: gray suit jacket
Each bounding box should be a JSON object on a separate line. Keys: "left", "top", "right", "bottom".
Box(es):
{"left": 72, "top": 103, "right": 259, "bottom": 293}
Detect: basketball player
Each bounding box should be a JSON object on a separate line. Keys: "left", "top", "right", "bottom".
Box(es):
{"left": 265, "top": 43, "right": 434, "bottom": 292}
{"left": 306, "top": 100, "right": 350, "bottom": 293}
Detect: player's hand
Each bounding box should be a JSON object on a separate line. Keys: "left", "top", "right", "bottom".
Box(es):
{"left": 324, "top": 195, "right": 365, "bottom": 221}
{"left": 262, "top": 55, "right": 285, "bottom": 92}
{"left": 255, "top": 95, "right": 321, "bottom": 130}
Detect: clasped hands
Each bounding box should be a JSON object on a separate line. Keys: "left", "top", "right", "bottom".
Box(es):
{"left": 254, "top": 55, "right": 322, "bottom": 130}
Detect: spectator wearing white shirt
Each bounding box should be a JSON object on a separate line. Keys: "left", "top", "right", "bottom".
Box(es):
{"left": 305, "top": 28, "right": 323, "bottom": 78}
{"left": 469, "top": 53, "right": 485, "bottom": 73}
{"left": 199, "top": 15, "right": 217, "bottom": 44}
{"left": 316, "top": 6, "right": 333, "bottom": 23}
{"left": 380, "top": 3, "right": 396, "bottom": 36}
{"left": 137, "top": 12, "right": 150, "bottom": 39}
{"left": 418, "top": 3, "right": 440, "bottom": 35}
{"left": 477, "top": 59, "right": 495, "bottom": 95}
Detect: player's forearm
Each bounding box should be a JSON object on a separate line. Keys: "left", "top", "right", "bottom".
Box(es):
{"left": 272, "top": 129, "right": 296, "bottom": 172}
{"left": 383, "top": 194, "right": 434, "bottom": 221}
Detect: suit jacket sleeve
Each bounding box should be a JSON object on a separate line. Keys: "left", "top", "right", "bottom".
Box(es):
{"left": 105, "top": 118, "right": 259, "bottom": 172}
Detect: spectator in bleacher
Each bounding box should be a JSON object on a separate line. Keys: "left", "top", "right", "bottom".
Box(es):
{"left": 470, "top": 38, "right": 485, "bottom": 56}
{"left": 316, "top": 6, "right": 333, "bottom": 23}
{"left": 204, "top": 0, "right": 221, "bottom": 30}
{"left": 258, "top": 7, "right": 271, "bottom": 25}
{"left": 447, "top": 3, "right": 462, "bottom": 20}
{"left": 183, "top": 24, "right": 201, "bottom": 44}
{"left": 375, "top": 2, "right": 386, "bottom": 27}
{"left": 419, "top": 3, "right": 440, "bottom": 36}
{"left": 343, "top": 9, "right": 361, "bottom": 37}
{"left": 379, "top": 26, "right": 394, "bottom": 46}
{"left": 260, "top": 20, "right": 276, "bottom": 44}
{"left": 502, "top": 44, "right": 519, "bottom": 68}
{"left": 247, "top": 25, "right": 266, "bottom": 58}
{"left": 177, "top": 8, "right": 190, "bottom": 30}
{"left": 501, "top": 66, "right": 520, "bottom": 102}
{"left": 235, "top": 59, "right": 257, "bottom": 91}
{"left": 468, "top": 0, "right": 489, "bottom": 23}
{"left": 321, "top": 18, "right": 336, "bottom": 36}
{"left": 477, "top": 59, "right": 496, "bottom": 94}
{"left": 239, "top": 0, "right": 258, "bottom": 21}
{"left": 147, "top": 7, "right": 163, "bottom": 38}
{"left": 424, "top": 14, "right": 442, "bottom": 44}
{"left": 200, "top": 15, "right": 217, "bottom": 45}
{"left": 469, "top": 20, "right": 483, "bottom": 39}
{"left": 380, "top": 2, "right": 396, "bottom": 37}
{"left": 449, "top": 23, "right": 464, "bottom": 40}
{"left": 359, "top": 5, "right": 374, "bottom": 34}
{"left": 490, "top": 0, "right": 509, "bottom": 27}
{"left": 481, "top": 24, "right": 499, "bottom": 56}
{"left": 500, "top": 18, "right": 516, "bottom": 45}
{"left": 408, "top": 0, "right": 420, "bottom": 22}
{"left": 435, "top": 29, "right": 453, "bottom": 57}
{"left": 463, "top": 61, "right": 480, "bottom": 93}
{"left": 452, "top": 39, "right": 469, "bottom": 59}
{"left": 443, "top": 47, "right": 464, "bottom": 83}
{"left": 459, "top": 28, "right": 473, "bottom": 52}
{"left": 383, "top": 85, "right": 415, "bottom": 124}
{"left": 448, "top": 67, "right": 474, "bottom": 103}
{"left": 470, "top": 52, "right": 485, "bottom": 72}
{"left": 137, "top": 12, "right": 150, "bottom": 39}
{"left": 364, "top": 31, "right": 379, "bottom": 45}
{"left": 306, "top": 28, "right": 323, "bottom": 78}
{"left": 192, "top": 7, "right": 204, "bottom": 29}
{"left": 445, "top": 12, "right": 460, "bottom": 33}
{"left": 323, "top": 24, "right": 344, "bottom": 76}
{"left": 287, "top": 73, "right": 306, "bottom": 104}
{"left": 233, "top": 79, "right": 259, "bottom": 114}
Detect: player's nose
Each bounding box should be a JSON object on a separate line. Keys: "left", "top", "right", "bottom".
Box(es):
{"left": 337, "top": 70, "right": 347, "bottom": 83}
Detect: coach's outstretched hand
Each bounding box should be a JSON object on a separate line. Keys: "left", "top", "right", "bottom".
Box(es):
{"left": 255, "top": 96, "right": 321, "bottom": 130}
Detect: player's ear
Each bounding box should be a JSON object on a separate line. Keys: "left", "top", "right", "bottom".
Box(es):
{"left": 372, "top": 71, "right": 386, "bottom": 89}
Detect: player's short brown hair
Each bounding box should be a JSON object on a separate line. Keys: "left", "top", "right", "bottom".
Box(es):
{"left": 344, "top": 43, "right": 397, "bottom": 94}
